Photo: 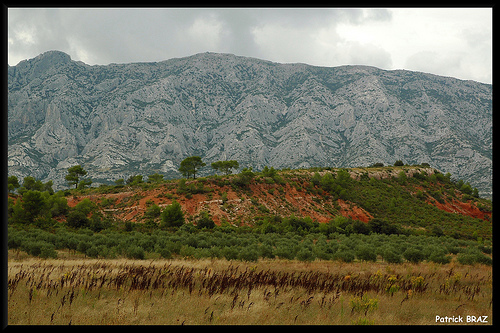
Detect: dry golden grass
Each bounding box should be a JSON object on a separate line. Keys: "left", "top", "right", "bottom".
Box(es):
{"left": 8, "top": 256, "right": 492, "bottom": 325}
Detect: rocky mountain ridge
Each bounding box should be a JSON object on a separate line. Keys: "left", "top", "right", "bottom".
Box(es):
{"left": 8, "top": 51, "right": 492, "bottom": 195}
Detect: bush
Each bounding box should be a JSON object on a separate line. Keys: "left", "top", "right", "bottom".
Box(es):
{"left": 22, "top": 240, "right": 56, "bottom": 258}
{"left": 336, "top": 249, "right": 355, "bottom": 263}
{"left": 158, "top": 248, "right": 172, "bottom": 259}
{"left": 239, "top": 245, "right": 259, "bottom": 262}
{"left": 67, "top": 210, "right": 89, "bottom": 228}
{"left": 196, "top": 211, "right": 215, "bottom": 229}
{"left": 428, "top": 253, "right": 451, "bottom": 264}
{"left": 86, "top": 246, "right": 100, "bottom": 258}
{"left": 275, "top": 245, "right": 295, "bottom": 260}
{"left": 232, "top": 167, "right": 255, "bottom": 187}
{"left": 383, "top": 248, "right": 403, "bottom": 263}
{"left": 355, "top": 245, "right": 377, "bottom": 262}
{"left": 403, "top": 247, "right": 425, "bottom": 263}
{"left": 126, "top": 245, "right": 145, "bottom": 259}
{"left": 457, "top": 249, "right": 492, "bottom": 265}
{"left": 144, "top": 204, "right": 161, "bottom": 218}
{"left": 40, "top": 244, "right": 58, "bottom": 259}
{"left": 222, "top": 246, "right": 239, "bottom": 260}
{"left": 296, "top": 247, "right": 315, "bottom": 261}
{"left": 161, "top": 200, "right": 185, "bottom": 228}
{"left": 259, "top": 244, "right": 275, "bottom": 259}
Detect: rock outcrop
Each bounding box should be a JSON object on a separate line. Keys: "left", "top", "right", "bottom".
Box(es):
{"left": 8, "top": 51, "right": 492, "bottom": 195}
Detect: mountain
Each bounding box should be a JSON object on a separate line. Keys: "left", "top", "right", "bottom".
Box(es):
{"left": 8, "top": 51, "right": 492, "bottom": 196}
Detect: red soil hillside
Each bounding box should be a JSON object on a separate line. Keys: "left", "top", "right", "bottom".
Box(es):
{"left": 65, "top": 166, "right": 490, "bottom": 227}
{"left": 67, "top": 179, "right": 372, "bottom": 226}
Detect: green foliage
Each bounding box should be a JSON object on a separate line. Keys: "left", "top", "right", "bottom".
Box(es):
{"left": 403, "top": 247, "right": 425, "bottom": 264}
{"left": 457, "top": 248, "right": 492, "bottom": 265}
{"left": 232, "top": 167, "right": 255, "bottom": 187}
{"left": 114, "top": 178, "right": 125, "bottom": 187}
{"left": 77, "top": 179, "right": 92, "bottom": 190}
{"left": 8, "top": 175, "right": 20, "bottom": 193}
{"left": 8, "top": 222, "right": 490, "bottom": 264}
{"left": 179, "top": 156, "right": 206, "bottom": 179}
{"left": 355, "top": 245, "right": 377, "bottom": 262}
{"left": 382, "top": 247, "right": 403, "bottom": 263}
{"left": 67, "top": 210, "right": 89, "bottom": 229}
{"left": 65, "top": 165, "right": 88, "bottom": 189}
{"left": 161, "top": 200, "right": 185, "bottom": 228}
{"left": 7, "top": 164, "right": 491, "bottom": 264}
{"left": 397, "top": 170, "right": 407, "bottom": 185}
{"left": 211, "top": 160, "right": 239, "bottom": 175}
{"left": 127, "top": 175, "right": 143, "bottom": 185}
{"left": 311, "top": 172, "right": 321, "bottom": 186}
{"left": 144, "top": 204, "right": 161, "bottom": 219}
{"left": 367, "top": 218, "right": 400, "bottom": 235}
{"left": 147, "top": 173, "right": 165, "bottom": 183}
{"left": 125, "top": 245, "right": 145, "bottom": 259}
{"left": 21, "top": 190, "right": 47, "bottom": 223}
{"left": 196, "top": 211, "right": 215, "bottom": 229}
{"left": 177, "top": 179, "right": 211, "bottom": 195}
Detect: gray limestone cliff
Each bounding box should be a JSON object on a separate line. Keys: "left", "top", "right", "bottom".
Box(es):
{"left": 8, "top": 51, "right": 492, "bottom": 196}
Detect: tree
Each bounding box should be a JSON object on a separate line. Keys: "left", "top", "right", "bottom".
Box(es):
{"left": 148, "top": 173, "right": 164, "bottom": 183}
{"left": 22, "top": 190, "right": 46, "bottom": 223}
{"left": 22, "top": 176, "right": 43, "bottom": 191}
{"left": 355, "top": 245, "right": 377, "bottom": 262}
{"left": 8, "top": 176, "right": 20, "bottom": 193}
{"left": 65, "top": 165, "right": 88, "bottom": 189}
{"left": 66, "top": 210, "right": 89, "bottom": 228}
{"left": 77, "top": 179, "right": 92, "bottom": 190}
{"left": 211, "top": 160, "right": 239, "bottom": 175}
{"left": 232, "top": 167, "right": 255, "bottom": 187}
{"left": 127, "top": 175, "right": 143, "bottom": 185}
{"left": 179, "top": 156, "right": 206, "bottom": 179}
{"left": 403, "top": 247, "right": 425, "bottom": 263}
{"left": 394, "top": 160, "right": 404, "bottom": 166}
{"left": 161, "top": 200, "right": 185, "bottom": 228}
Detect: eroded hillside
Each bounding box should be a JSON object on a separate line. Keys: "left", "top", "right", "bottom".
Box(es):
{"left": 65, "top": 165, "right": 492, "bottom": 240}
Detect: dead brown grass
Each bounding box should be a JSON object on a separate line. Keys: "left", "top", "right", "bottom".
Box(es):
{"left": 8, "top": 257, "right": 492, "bottom": 325}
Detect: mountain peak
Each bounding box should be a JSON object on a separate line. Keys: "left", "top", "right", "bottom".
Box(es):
{"left": 33, "top": 50, "right": 72, "bottom": 65}
{"left": 7, "top": 52, "right": 492, "bottom": 196}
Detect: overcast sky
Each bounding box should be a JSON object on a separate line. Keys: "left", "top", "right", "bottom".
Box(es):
{"left": 8, "top": 7, "right": 492, "bottom": 84}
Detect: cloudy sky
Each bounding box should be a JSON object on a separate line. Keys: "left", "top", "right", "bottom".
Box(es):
{"left": 8, "top": 7, "right": 492, "bottom": 83}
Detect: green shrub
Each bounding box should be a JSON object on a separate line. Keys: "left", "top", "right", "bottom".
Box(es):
{"left": 259, "top": 244, "right": 275, "bottom": 259}
{"left": 382, "top": 248, "right": 403, "bottom": 263}
{"left": 239, "top": 245, "right": 259, "bottom": 262}
{"left": 126, "top": 245, "right": 145, "bottom": 259}
{"left": 196, "top": 211, "right": 215, "bottom": 229}
{"left": 222, "top": 246, "right": 239, "bottom": 260}
{"left": 161, "top": 200, "right": 185, "bottom": 228}
{"left": 336, "top": 249, "right": 355, "bottom": 263}
{"left": 66, "top": 210, "right": 89, "bottom": 228}
{"left": 144, "top": 204, "right": 161, "bottom": 218}
{"left": 457, "top": 249, "right": 492, "bottom": 265}
{"left": 296, "top": 247, "right": 315, "bottom": 261}
{"left": 403, "top": 247, "right": 425, "bottom": 263}
{"left": 39, "top": 243, "right": 58, "bottom": 259}
{"left": 355, "top": 245, "right": 377, "bottom": 262}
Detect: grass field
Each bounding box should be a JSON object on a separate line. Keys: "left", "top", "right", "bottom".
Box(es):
{"left": 8, "top": 253, "right": 492, "bottom": 325}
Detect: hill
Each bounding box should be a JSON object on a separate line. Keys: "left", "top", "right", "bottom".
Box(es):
{"left": 8, "top": 51, "right": 492, "bottom": 196}
{"left": 59, "top": 164, "right": 491, "bottom": 240}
